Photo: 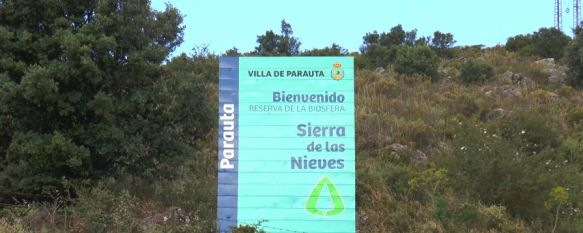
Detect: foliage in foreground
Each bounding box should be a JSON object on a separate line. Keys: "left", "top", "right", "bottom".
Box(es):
{"left": 0, "top": 0, "right": 212, "bottom": 202}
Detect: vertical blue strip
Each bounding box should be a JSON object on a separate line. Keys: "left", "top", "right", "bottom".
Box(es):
{"left": 218, "top": 57, "right": 239, "bottom": 233}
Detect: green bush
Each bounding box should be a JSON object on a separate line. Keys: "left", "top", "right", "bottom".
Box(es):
{"left": 433, "top": 199, "right": 519, "bottom": 233}
{"left": 447, "top": 92, "right": 488, "bottom": 118}
{"left": 459, "top": 60, "right": 494, "bottom": 83}
{"left": 72, "top": 181, "right": 145, "bottom": 233}
{"left": 386, "top": 165, "right": 417, "bottom": 196}
{"left": 565, "top": 33, "right": 583, "bottom": 87}
{"left": 506, "top": 27, "right": 570, "bottom": 60}
{"left": 506, "top": 34, "right": 533, "bottom": 54}
{"left": 479, "top": 205, "right": 529, "bottom": 232}
{"left": 0, "top": 0, "right": 213, "bottom": 200}
{"left": 72, "top": 182, "right": 117, "bottom": 233}
{"left": 568, "top": 108, "right": 583, "bottom": 126}
{"left": 496, "top": 111, "right": 560, "bottom": 154}
{"left": 393, "top": 117, "right": 436, "bottom": 149}
{"left": 360, "top": 25, "right": 428, "bottom": 69}
{"left": 394, "top": 46, "right": 440, "bottom": 80}
{"left": 442, "top": 119, "right": 583, "bottom": 229}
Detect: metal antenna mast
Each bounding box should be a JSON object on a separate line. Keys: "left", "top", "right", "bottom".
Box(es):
{"left": 556, "top": 0, "right": 563, "bottom": 31}
{"left": 575, "top": 0, "right": 581, "bottom": 32}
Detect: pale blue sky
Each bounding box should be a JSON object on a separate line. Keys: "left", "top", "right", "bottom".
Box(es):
{"left": 152, "top": 0, "right": 572, "bottom": 56}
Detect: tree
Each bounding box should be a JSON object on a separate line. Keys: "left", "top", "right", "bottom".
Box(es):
{"left": 404, "top": 29, "right": 418, "bottom": 46}
{"left": 0, "top": 0, "right": 211, "bottom": 201}
{"left": 360, "top": 25, "right": 433, "bottom": 69}
{"left": 430, "top": 31, "right": 456, "bottom": 57}
{"left": 302, "top": 43, "right": 348, "bottom": 56}
{"left": 255, "top": 30, "right": 279, "bottom": 55}
{"left": 361, "top": 24, "right": 411, "bottom": 52}
{"left": 506, "top": 34, "right": 533, "bottom": 53}
{"left": 360, "top": 31, "right": 380, "bottom": 53}
{"left": 278, "top": 20, "right": 301, "bottom": 55}
{"left": 380, "top": 24, "right": 406, "bottom": 47}
{"left": 505, "top": 27, "right": 570, "bottom": 60}
{"left": 566, "top": 32, "right": 583, "bottom": 87}
{"left": 394, "top": 46, "right": 439, "bottom": 80}
{"left": 532, "top": 28, "right": 571, "bottom": 59}
{"left": 254, "top": 20, "right": 301, "bottom": 56}
{"left": 224, "top": 47, "right": 241, "bottom": 56}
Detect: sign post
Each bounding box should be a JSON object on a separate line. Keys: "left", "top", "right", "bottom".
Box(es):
{"left": 218, "top": 57, "right": 355, "bottom": 233}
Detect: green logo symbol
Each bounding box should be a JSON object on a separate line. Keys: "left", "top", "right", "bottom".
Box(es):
{"left": 305, "top": 176, "right": 345, "bottom": 216}
{"left": 331, "top": 62, "right": 344, "bottom": 80}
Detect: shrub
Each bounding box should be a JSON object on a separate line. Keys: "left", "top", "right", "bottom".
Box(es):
{"left": 565, "top": 33, "right": 583, "bottom": 87}
{"left": 72, "top": 182, "right": 117, "bottom": 233}
{"left": 393, "top": 117, "right": 436, "bottom": 149}
{"left": 496, "top": 111, "right": 560, "bottom": 154}
{"left": 408, "top": 166, "right": 448, "bottom": 202}
{"left": 531, "top": 28, "right": 571, "bottom": 59}
{"left": 479, "top": 205, "right": 529, "bottom": 232}
{"left": 506, "top": 27, "right": 570, "bottom": 60}
{"left": 72, "top": 182, "right": 141, "bottom": 233}
{"left": 448, "top": 93, "right": 481, "bottom": 118}
{"left": 231, "top": 222, "right": 267, "bottom": 233}
{"left": 506, "top": 34, "right": 533, "bottom": 54}
{"left": 442, "top": 119, "right": 583, "bottom": 227}
{"left": 0, "top": 218, "right": 31, "bottom": 233}
{"left": 459, "top": 60, "right": 494, "bottom": 84}
{"left": 568, "top": 107, "right": 583, "bottom": 126}
{"left": 385, "top": 165, "right": 417, "bottom": 196}
{"left": 394, "top": 46, "right": 440, "bottom": 80}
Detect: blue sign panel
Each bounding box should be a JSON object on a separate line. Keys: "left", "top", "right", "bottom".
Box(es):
{"left": 218, "top": 57, "right": 355, "bottom": 233}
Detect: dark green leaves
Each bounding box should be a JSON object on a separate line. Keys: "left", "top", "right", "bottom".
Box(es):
{"left": 0, "top": 0, "right": 211, "bottom": 201}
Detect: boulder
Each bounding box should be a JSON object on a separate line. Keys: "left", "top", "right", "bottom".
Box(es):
{"left": 535, "top": 58, "right": 555, "bottom": 66}
{"left": 486, "top": 108, "right": 507, "bottom": 120}
{"left": 387, "top": 143, "right": 428, "bottom": 165}
{"left": 484, "top": 85, "right": 522, "bottom": 98}
{"left": 375, "top": 67, "right": 386, "bottom": 74}
{"left": 535, "top": 58, "right": 567, "bottom": 84}
{"left": 140, "top": 208, "right": 190, "bottom": 230}
{"left": 544, "top": 68, "right": 566, "bottom": 84}
{"left": 503, "top": 70, "right": 535, "bottom": 87}
{"left": 503, "top": 70, "right": 514, "bottom": 79}
{"left": 389, "top": 143, "right": 408, "bottom": 152}
{"left": 414, "top": 149, "right": 428, "bottom": 165}
{"left": 515, "top": 75, "right": 535, "bottom": 88}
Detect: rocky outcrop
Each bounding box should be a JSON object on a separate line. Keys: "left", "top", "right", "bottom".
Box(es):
{"left": 504, "top": 70, "right": 534, "bottom": 88}
{"left": 375, "top": 67, "right": 386, "bottom": 74}
{"left": 535, "top": 58, "right": 567, "bottom": 84}
{"left": 388, "top": 143, "right": 428, "bottom": 165}
{"left": 484, "top": 85, "right": 522, "bottom": 98}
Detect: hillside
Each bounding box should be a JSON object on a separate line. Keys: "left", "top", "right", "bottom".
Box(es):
{"left": 2, "top": 47, "right": 583, "bottom": 233}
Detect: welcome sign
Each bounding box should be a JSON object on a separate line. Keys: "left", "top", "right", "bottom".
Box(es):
{"left": 218, "top": 57, "right": 355, "bottom": 233}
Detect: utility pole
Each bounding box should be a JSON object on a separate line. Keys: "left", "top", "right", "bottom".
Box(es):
{"left": 556, "top": 0, "right": 563, "bottom": 31}
{"left": 575, "top": 0, "right": 581, "bottom": 33}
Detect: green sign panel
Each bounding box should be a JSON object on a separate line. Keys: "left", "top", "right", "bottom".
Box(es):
{"left": 218, "top": 57, "right": 355, "bottom": 233}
